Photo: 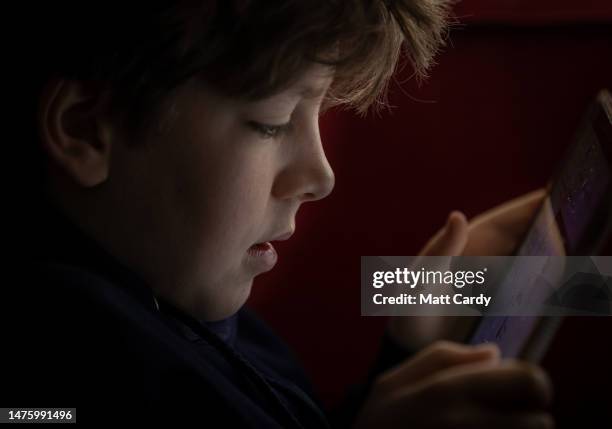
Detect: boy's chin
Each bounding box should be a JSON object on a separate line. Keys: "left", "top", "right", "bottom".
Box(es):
{"left": 200, "top": 279, "right": 253, "bottom": 321}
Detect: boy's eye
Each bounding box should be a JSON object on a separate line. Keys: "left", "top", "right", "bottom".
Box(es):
{"left": 247, "top": 121, "right": 291, "bottom": 139}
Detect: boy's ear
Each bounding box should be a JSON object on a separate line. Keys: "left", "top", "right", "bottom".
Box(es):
{"left": 38, "top": 78, "right": 115, "bottom": 188}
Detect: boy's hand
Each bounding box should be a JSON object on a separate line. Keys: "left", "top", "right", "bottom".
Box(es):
{"left": 387, "top": 189, "right": 546, "bottom": 349}
{"left": 418, "top": 188, "right": 546, "bottom": 257}
{"left": 353, "top": 341, "right": 554, "bottom": 429}
{"left": 462, "top": 188, "right": 547, "bottom": 257}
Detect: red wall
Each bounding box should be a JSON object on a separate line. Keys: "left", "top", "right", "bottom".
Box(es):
{"left": 249, "top": 0, "right": 612, "bottom": 424}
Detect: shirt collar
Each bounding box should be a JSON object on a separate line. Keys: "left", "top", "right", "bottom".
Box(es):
{"left": 35, "top": 197, "right": 160, "bottom": 312}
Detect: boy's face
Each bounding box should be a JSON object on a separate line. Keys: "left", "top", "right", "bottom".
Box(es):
{"left": 100, "top": 64, "right": 335, "bottom": 320}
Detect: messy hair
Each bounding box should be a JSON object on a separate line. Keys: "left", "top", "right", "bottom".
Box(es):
{"left": 29, "top": 0, "right": 452, "bottom": 121}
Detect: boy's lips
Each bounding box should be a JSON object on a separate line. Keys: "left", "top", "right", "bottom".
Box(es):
{"left": 245, "top": 230, "right": 293, "bottom": 273}
{"left": 246, "top": 241, "right": 278, "bottom": 273}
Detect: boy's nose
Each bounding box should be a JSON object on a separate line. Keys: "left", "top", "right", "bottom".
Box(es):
{"left": 298, "top": 153, "right": 335, "bottom": 203}
{"left": 272, "top": 132, "right": 335, "bottom": 203}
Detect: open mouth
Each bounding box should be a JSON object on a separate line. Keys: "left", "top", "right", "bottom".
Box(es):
{"left": 245, "top": 230, "right": 293, "bottom": 273}
{"left": 246, "top": 241, "right": 278, "bottom": 272}
{"left": 247, "top": 241, "right": 274, "bottom": 255}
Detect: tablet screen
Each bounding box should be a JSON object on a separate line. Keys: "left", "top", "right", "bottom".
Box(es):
{"left": 468, "top": 91, "right": 612, "bottom": 358}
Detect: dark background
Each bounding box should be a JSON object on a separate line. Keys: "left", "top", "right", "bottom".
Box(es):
{"left": 249, "top": 0, "right": 612, "bottom": 426}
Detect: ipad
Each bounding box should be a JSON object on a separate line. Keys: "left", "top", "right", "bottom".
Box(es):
{"left": 468, "top": 89, "right": 612, "bottom": 361}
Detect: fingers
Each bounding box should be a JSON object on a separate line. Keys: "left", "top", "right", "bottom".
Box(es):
{"left": 419, "top": 211, "right": 469, "bottom": 256}
{"left": 419, "top": 189, "right": 547, "bottom": 257}
{"left": 426, "top": 359, "right": 554, "bottom": 410}
{"left": 358, "top": 343, "right": 554, "bottom": 429}
{"left": 430, "top": 408, "right": 555, "bottom": 429}
{"left": 360, "top": 340, "right": 554, "bottom": 429}
{"left": 469, "top": 188, "right": 546, "bottom": 232}
{"left": 376, "top": 341, "right": 500, "bottom": 390}
{"left": 463, "top": 188, "right": 547, "bottom": 256}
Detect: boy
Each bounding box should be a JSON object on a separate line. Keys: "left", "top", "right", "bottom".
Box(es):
{"left": 4, "top": 1, "right": 553, "bottom": 427}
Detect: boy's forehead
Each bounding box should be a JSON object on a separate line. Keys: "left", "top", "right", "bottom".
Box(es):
{"left": 238, "top": 64, "right": 334, "bottom": 109}
{"left": 291, "top": 82, "right": 330, "bottom": 100}
{"left": 288, "top": 65, "right": 335, "bottom": 99}
{"left": 206, "top": 63, "right": 334, "bottom": 109}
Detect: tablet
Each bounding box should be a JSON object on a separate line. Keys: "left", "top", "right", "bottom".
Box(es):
{"left": 468, "top": 89, "right": 612, "bottom": 361}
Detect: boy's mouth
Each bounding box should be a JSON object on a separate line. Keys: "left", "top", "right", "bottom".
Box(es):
{"left": 248, "top": 242, "right": 274, "bottom": 253}
{"left": 245, "top": 230, "right": 293, "bottom": 273}
{"left": 246, "top": 241, "right": 278, "bottom": 272}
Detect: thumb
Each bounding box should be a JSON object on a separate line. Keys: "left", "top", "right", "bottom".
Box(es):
{"left": 378, "top": 341, "right": 500, "bottom": 390}
{"left": 419, "top": 211, "right": 469, "bottom": 256}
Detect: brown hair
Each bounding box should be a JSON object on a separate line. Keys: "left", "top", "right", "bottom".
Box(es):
{"left": 175, "top": 0, "right": 454, "bottom": 116}
{"left": 28, "top": 0, "right": 453, "bottom": 123}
